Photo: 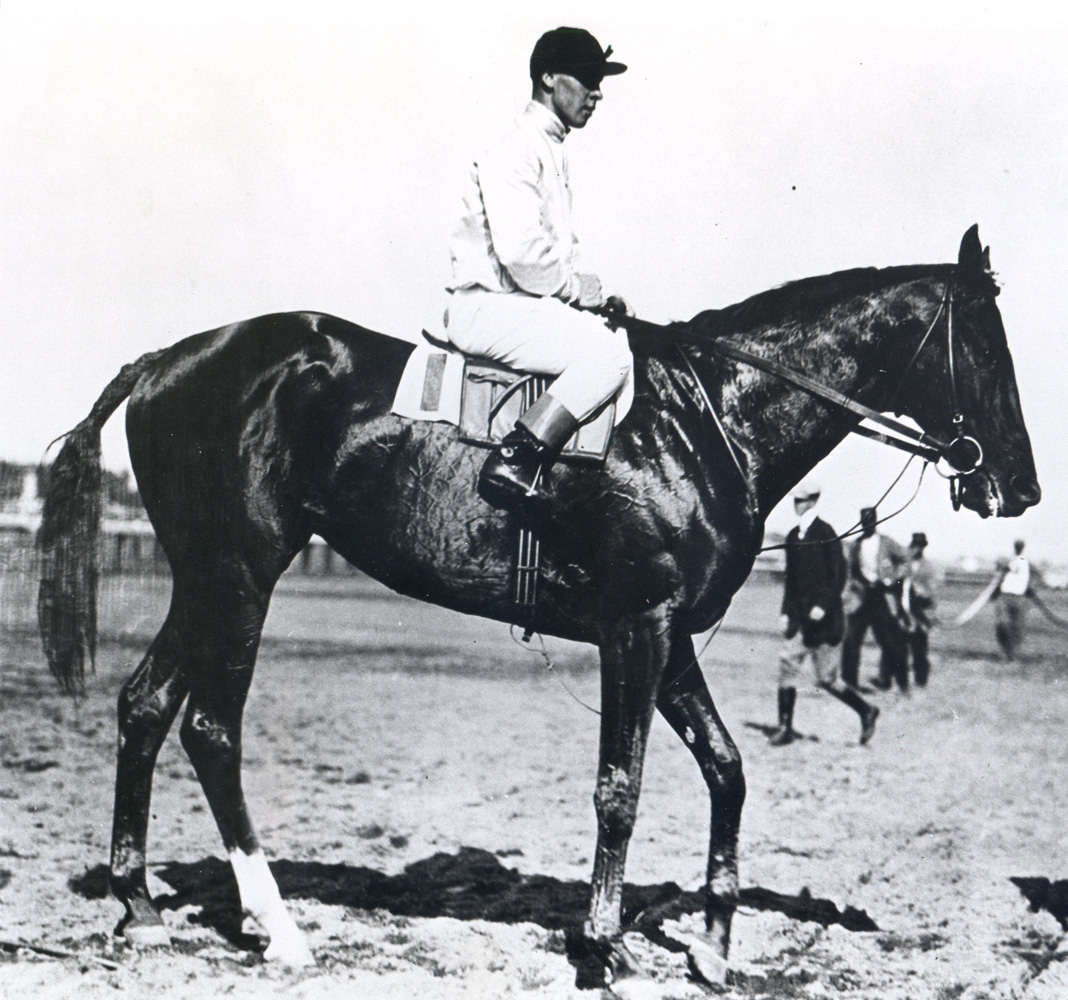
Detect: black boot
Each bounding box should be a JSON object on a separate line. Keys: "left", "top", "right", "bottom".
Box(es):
{"left": 826, "top": 683, "right": 880, "bottom": 745}
{"left": 768, "top": 687, "right": 797, "bottom": 746}
{"left": 478, "top": 393, "right": 579, "bottom": 513}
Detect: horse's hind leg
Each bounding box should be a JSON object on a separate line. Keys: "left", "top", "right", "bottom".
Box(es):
{"left": 656, "top": 634, "right": 746, "bottom": 985}
{"left": 110, "top": 613, "right": 191, "bottom": 944}
{"left": 176, "top": 571, "right": 314, "bottom": 966}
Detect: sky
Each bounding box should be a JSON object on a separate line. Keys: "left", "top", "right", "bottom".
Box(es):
{"left": 1, "top": 1, "right": 1066, "bottom": 565}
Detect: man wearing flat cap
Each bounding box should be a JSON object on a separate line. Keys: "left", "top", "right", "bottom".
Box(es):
{"left": 770, "top": 482, "right": 880, "bottom": 746}
{"left": 444, "top": 26, "right": 633, "bottom": 512}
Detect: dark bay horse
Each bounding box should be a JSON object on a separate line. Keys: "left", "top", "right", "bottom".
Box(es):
{"left": 37, "top": 226, "right": 1039, "bottom": 990}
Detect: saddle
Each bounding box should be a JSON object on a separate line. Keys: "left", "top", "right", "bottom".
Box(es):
{"left": 408, "top": 330, "right": 615, "bottom": 463}
{"left": 393, "top": 331, "right": 618, "bottom": 614}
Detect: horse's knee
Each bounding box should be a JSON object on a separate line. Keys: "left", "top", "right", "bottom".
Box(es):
{"left": 704, "top": 743, "right": 745, "bottom": 806}
{"left": 593, "top": 766, "right": 640, "bottom": 841}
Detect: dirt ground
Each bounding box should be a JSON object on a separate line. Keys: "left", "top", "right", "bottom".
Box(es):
{"left": 1, "top": 569, "right": 1067, "bottom": 999}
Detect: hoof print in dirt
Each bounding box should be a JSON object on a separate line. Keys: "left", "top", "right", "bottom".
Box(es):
{"left": 606, "top": 972, "right": 669, "bottom": 1000}
{"left": 121, "top": 922, "right": 172, "bottom": 948}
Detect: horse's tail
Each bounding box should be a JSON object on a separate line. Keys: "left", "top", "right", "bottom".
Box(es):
{"left": 37, "top": 348, "right": 168, "bottom": 694}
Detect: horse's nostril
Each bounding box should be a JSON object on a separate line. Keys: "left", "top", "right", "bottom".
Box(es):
{"left": 1009, "top": 475, "right": 1041, "bottom": 505}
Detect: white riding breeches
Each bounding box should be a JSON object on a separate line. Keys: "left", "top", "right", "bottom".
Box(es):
{"left": 444, "top": 288, "right": 634, "bottom": 423}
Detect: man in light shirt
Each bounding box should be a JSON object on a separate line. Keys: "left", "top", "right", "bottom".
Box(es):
{"left": 769, "top": 482, "right": 879, "bottom": 746}
{"left": 444, "top": 26, "right": 633, "bottom": 513}
{"left": 995, "top": 539, "right": 1031, "bottom": 659}
{"left": 840, "top": 507, "right": 909, "bottom": 691}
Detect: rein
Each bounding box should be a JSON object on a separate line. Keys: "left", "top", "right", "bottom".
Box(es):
{"left": 687, "top": 281, "right": 984, "bottom": 482}
{"left": 706, "top": 340, "right": 948, "bottom": 464}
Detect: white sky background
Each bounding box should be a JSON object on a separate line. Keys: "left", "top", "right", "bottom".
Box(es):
{"left": 1, "top": 0, "right": 1066, "bottom": 564}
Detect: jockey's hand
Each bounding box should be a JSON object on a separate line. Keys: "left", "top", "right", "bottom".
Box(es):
{"left": 808, "top": 605, "right": 826, "bottom": 622}
{"left": 604, "top": 294, "right": 634, "bottom": 318}
{"left": 576, "top": 273, "right": 604, "bottom": 309}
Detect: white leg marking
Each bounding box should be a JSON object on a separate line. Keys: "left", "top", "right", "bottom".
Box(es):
{"left": 229, "top": 848, "right": 314, "bottom": 966}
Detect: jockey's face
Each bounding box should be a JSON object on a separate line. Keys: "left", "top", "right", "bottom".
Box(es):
{"left": 541, "top": 71, "right": 604, "bottom": 129}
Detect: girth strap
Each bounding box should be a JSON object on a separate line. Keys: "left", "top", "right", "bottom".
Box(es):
{"left": 514, "top": 376, "right": 543, "bottom": 610}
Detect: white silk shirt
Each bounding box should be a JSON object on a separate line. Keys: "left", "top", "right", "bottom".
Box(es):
{"left": 447, "top": 101, "right": 585, "bottom": 302}
{"left": 1000, "top": 555, "right": 1031, "bottom": 595}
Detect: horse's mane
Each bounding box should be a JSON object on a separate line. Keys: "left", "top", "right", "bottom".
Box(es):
{"left": 626, "top": 260, "right": 996, "bottom": 354}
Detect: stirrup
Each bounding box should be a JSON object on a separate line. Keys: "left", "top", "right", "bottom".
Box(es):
{"left": 478, "top": 443, "right": 550, "bottom": 512}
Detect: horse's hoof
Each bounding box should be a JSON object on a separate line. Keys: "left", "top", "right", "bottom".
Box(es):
{"left": 601, "top": 938, "right": 659, "bottom": 999}
{"left": 263, "top": 932, "right": 315, "bottom": 968}
{"left": 122, "top": 922, "right": 172, "bottom": 948}
{"left": 684, "top": 937, "right": 729, "bottom": 986}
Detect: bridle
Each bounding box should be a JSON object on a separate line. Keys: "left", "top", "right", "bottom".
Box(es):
{"left": 682, "top": 277, "right": 985, "bottom": 511}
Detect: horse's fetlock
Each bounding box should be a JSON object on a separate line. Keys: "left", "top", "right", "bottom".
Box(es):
{"left": 707, "top": 873, "right": 739, "bottom": 905}
{"left": 109, "top": 863, "right": 148, "bottom": 903}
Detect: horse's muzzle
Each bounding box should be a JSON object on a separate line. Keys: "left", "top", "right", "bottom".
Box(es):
{"left": 1007, "top": 473, "right": 1042, "bottom": 509}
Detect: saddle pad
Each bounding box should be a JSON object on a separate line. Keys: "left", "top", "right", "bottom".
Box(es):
{"left": 391, "top": 340, "right": 466, "bottom": 424}
{"left": 391, "top": 336, "right": 615, "bottom": 463}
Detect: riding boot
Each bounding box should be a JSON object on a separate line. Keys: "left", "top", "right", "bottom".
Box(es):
{"left": 478, "top": 393, "right": 579, "bottom": 513}
{"left": 768, "top": 686, "right": 797, "bottom": 746}
{"left": 827, "top": 683, "right": 880, "bottom": 745}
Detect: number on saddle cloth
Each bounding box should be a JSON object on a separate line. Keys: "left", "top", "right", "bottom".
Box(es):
{"left": 458, "top": 359, "right": 616, "bottom": 464}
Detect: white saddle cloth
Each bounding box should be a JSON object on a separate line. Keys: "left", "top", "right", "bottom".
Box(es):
{"left": 391, "top": 337, "right": 632, "bottom": 427}
{"left": 391, "top": 340, "right": 467, "bottom": 424}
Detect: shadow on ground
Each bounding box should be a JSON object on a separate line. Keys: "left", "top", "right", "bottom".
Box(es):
{"left": 743, "top": 721, "right": 820, "bottom": 743}
{"left": 70, "top": 846, "right": 878, "bottom": 955}
{"left": 1011, "top": 877, "right": 1068, "bottom": 930}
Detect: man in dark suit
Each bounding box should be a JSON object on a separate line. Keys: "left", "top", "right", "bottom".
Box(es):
{"left": 770, "top": 482, "right": 880, "bottom": 746}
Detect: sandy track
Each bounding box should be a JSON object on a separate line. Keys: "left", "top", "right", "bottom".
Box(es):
{"left": 1, "top": 573, "right": 1067, "bottom": 998}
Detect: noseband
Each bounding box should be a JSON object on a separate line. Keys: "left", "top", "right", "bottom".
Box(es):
{"left": 697, "top": 279, "right": 983, "bottom": 507}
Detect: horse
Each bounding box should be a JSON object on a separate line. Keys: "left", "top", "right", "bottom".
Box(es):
{"left": 37, "top": 225, "right": 1039, "bottom": 992}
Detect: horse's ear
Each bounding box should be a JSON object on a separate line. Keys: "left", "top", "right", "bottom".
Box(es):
{"left": 958, "top": 224, "right": 984, "bottom": 271}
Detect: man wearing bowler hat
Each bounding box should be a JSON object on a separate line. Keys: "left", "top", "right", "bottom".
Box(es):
{"left": 443, "top": 27, "right": 633, "bottom": 513}
{"left": 902, "top": 532, "right": 939, "bottom": 686}
{"left": 841, "top": 506, "right": 910, "bottom": 691}
{"left": 769, "top": 482, "right": 880, "bottom": 746}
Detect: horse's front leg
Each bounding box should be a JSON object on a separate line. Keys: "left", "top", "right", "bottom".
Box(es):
{"left": 580, "top": 613, "right": 672, "bottom": 993}
{"left": 656, "top": 633, "right": 746, "bottom": 985}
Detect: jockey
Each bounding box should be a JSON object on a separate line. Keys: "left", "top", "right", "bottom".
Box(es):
{"left": 444, "top": 26, "right": 633, "bottom": 512}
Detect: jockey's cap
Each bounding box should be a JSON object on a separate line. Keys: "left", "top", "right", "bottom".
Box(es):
{"left": 530, "top": 27, "right": 627, "bottom": 86}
